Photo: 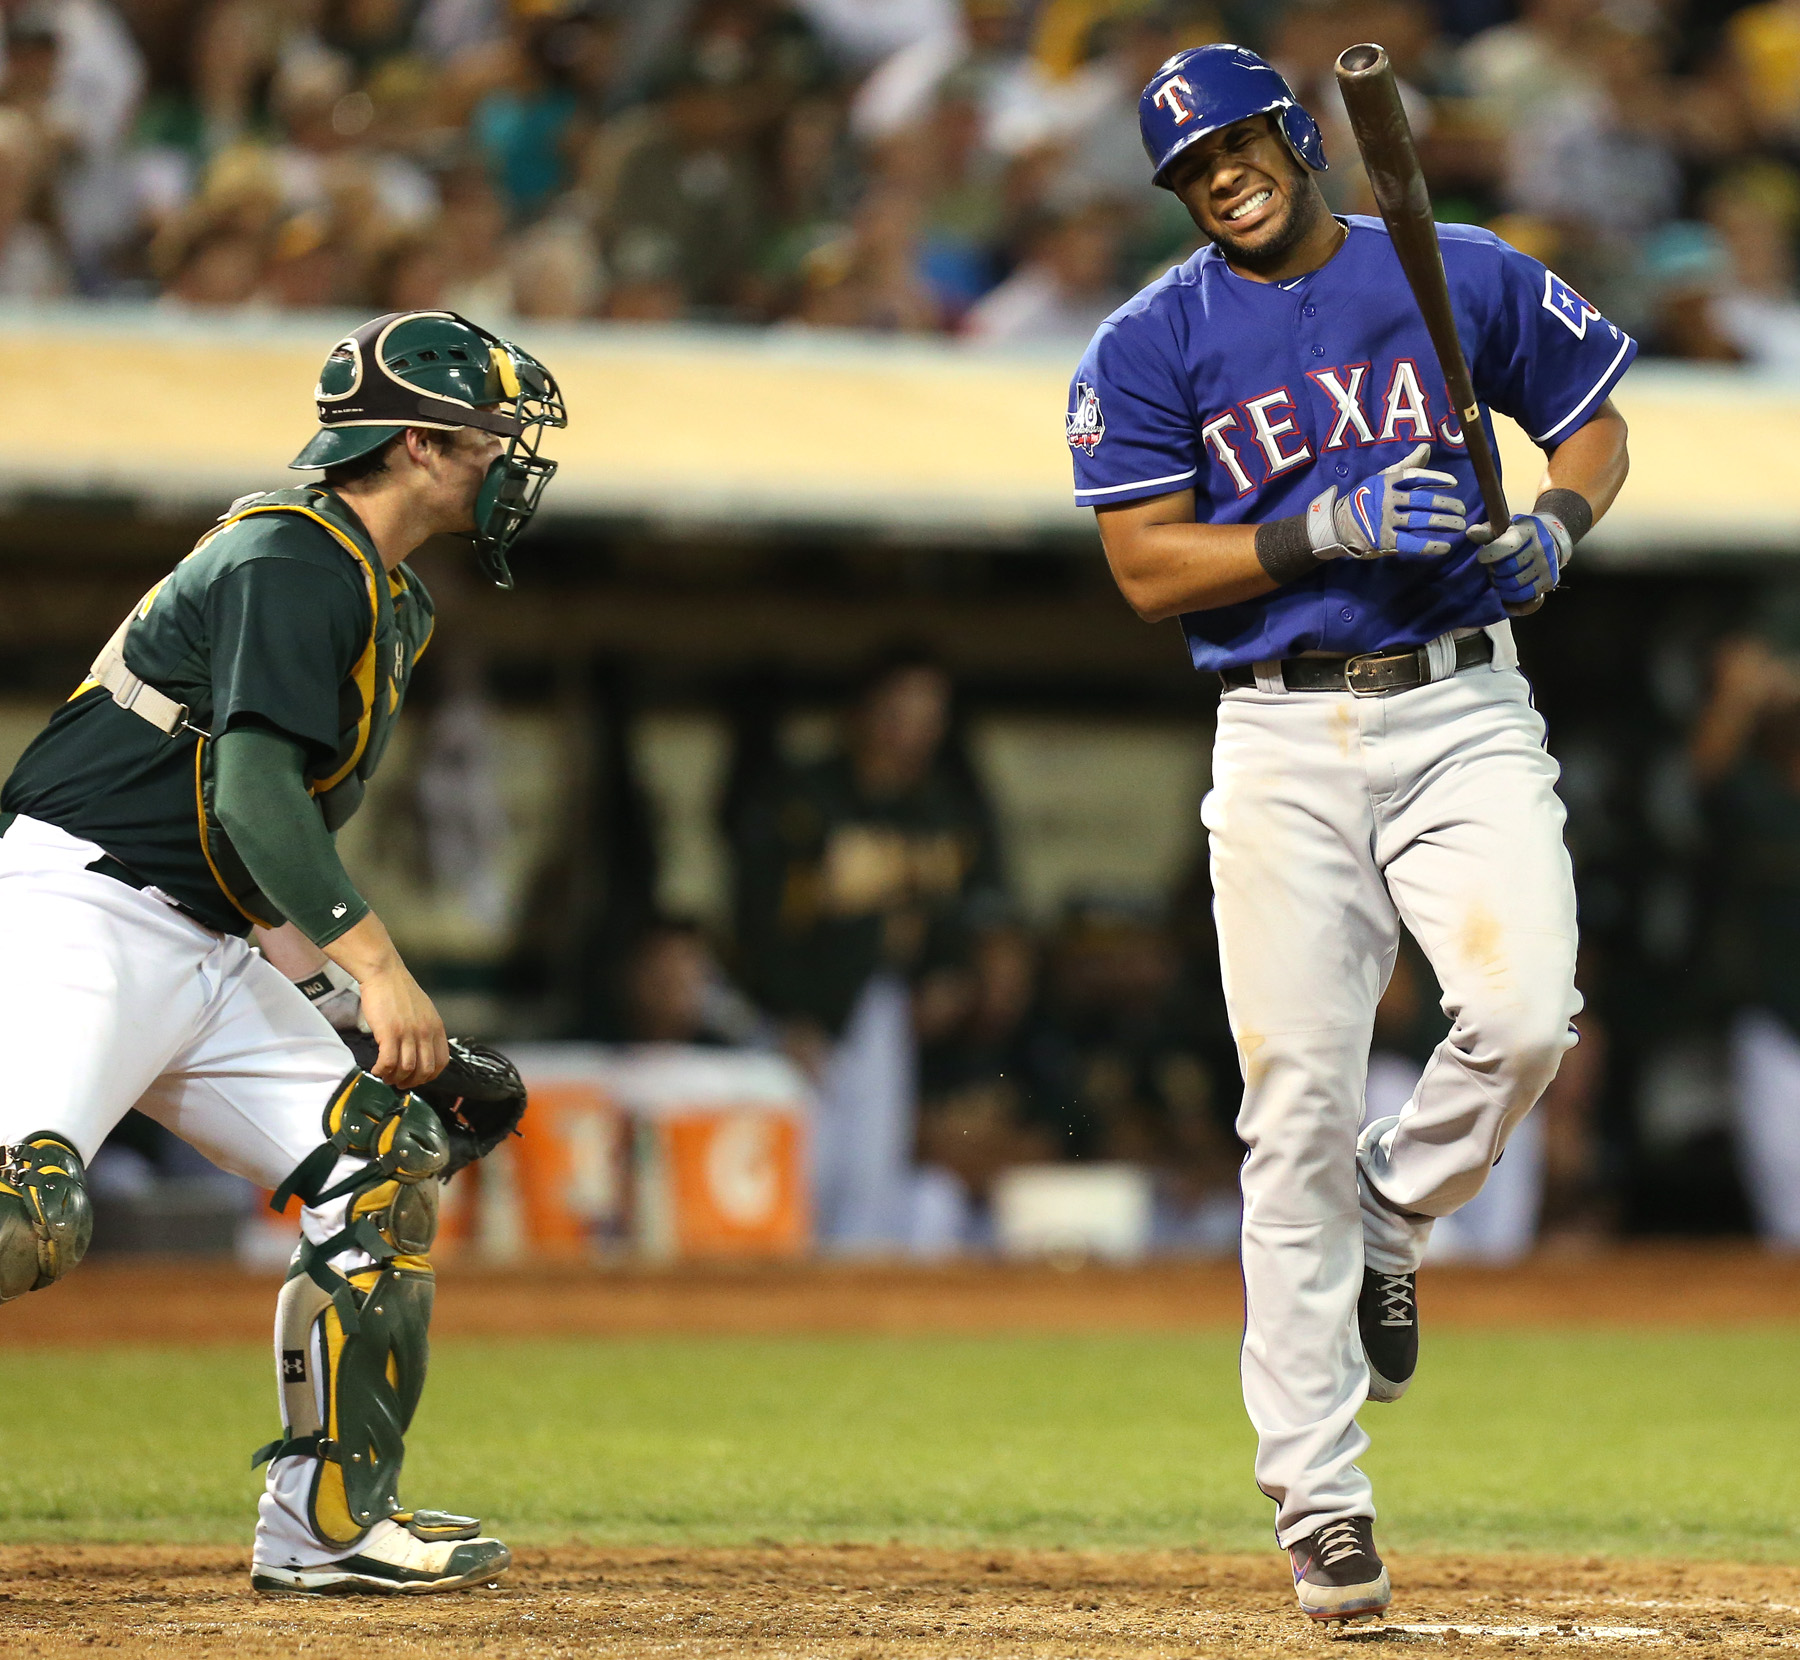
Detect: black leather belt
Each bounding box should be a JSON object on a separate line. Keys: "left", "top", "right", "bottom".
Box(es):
{"left": 1219, "top": 631, "right": 1493, "bottom": 697}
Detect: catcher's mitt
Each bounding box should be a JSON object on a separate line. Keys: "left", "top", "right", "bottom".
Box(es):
{"left": 342, "top": 1032, "right": 527, "bottom": 1179}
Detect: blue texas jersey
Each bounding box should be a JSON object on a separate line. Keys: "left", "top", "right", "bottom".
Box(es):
{"left": 1066, "top": 216, "right": 1636, "bottom": 671}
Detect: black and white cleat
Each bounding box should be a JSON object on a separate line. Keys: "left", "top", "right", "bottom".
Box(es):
{"left": 1358, "top": 1267, "right": 1418, "bottom": 1403}
{"left": 1288, "top": 1516, "right": 1391, "bottom": 1630}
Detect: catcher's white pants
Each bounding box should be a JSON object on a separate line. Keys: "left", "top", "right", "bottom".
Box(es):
{"left": 0, "top": 813, "right": 368, "bottom": 1565}
{"left": 1205, "top": 645, "right": 1579, "bottom": 1546}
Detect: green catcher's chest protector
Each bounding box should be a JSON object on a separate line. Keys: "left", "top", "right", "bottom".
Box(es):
{"left": 89, "top": 487, "right": 434, "bottom": 930}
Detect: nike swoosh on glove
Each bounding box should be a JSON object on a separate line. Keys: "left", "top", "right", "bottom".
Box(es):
{"left": 1305, "top": 443, "right": 1469, "bottom": 560}
{"left": 1467, "top": 510, "right": 1573, "bottom": 616}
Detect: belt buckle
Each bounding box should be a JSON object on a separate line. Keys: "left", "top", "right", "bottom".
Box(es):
{"left": 1344, "top": 651, "right": 1392, "bottom": 698}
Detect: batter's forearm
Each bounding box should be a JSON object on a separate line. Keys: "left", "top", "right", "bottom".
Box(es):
{"left": 1541, "top": 400, "right": 1628, "bottom": 527}
{"left": 1098, "top": 509, "right": 1276, "bottom": 622}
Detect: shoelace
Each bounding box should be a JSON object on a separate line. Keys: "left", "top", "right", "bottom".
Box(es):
{"left": 1312, "top": 1519, "right": 1364, "bottom": 1568}
{"left": 1377, "top": 1274, "right": 1414, "bottom": 1329}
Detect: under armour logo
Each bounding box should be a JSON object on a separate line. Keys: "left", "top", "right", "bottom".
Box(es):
{"left": 281, "top": 1350, "right": 307, "bottom": 1382}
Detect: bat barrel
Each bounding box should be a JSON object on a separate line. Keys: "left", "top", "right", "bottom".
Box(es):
{"left": 1334, "top": 44, "right": 1430, "bottom": 223}
{"left": 1335, "top": 43, "right": 1386, "bottom": 79}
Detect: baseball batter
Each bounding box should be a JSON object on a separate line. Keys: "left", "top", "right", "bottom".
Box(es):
{"left": 1068, "top": 46, "right": 1633, "bottom": 1622}
{"left": 0, "top": 311, "right": 562, "bottom": 1594}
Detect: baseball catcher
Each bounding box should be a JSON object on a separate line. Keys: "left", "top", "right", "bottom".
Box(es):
{"left": 0, "top": 311, "right": 564, "bottom": 1593}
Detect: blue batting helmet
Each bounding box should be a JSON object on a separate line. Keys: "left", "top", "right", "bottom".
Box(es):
{"left": 1139, "top": 44, "right": 1328, "bottom": 190}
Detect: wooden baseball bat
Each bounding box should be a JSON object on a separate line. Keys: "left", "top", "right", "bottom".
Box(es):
{"left": 1334, "top": 43, "right": 1514, "bottom": 549}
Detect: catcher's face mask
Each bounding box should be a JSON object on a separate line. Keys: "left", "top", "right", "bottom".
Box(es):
{"left": 291, "top": 310, "right": 569, "bottom": 590}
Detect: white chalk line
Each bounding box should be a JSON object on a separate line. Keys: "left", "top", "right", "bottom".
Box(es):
{"left": 1338, "top": 1624, "right": 1664, "bottom": 1642}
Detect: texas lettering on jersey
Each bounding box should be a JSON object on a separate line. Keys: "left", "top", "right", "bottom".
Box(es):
{"left": 1196, "top": 360, "right": 1467, "bottom": 497}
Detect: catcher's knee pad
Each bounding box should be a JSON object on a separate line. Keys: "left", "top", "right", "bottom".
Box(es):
{"left": 253, "top": 1070, "right": 448, "bottom": 1545}
{"left": 0, "top": 1134, "right": 93, "bottom": 1303}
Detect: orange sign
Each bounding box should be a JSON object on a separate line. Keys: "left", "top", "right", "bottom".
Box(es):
{"left": 649, "top": 1109, "right": 810, "bottom": 1259}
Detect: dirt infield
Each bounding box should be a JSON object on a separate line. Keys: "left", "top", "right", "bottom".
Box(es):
{"left": 6, "top": 1247, "right": 1800, "bottom": 1347}
{"left": 5, "top": 1544, "right": 1798, "bottom": 1660}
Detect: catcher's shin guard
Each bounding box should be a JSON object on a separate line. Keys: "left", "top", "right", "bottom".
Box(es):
{"left": 254, "top": 1070, "right": 449, "bottom": 1546}
{"left": 0, "top": 1133, "right": 93, "bottom": 1302}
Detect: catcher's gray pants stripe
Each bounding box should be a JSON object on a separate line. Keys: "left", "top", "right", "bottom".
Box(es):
{"left": 1204, "top": 658, "right": 1578, "bottom": 1546}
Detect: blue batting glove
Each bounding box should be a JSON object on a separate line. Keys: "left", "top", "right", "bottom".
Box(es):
{"left": 1305, "top": 443, "right": 1469, "bottom": 560}
{"left": 1467, "top": 510, "right": 1574, "bottom": 615}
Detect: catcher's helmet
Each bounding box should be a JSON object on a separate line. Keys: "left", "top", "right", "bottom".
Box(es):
{"left": 290, "top": 310, "right": 568, "bottom": 589}
{"left": 1140, "top": 44, "right": 1327, "bottom": 191}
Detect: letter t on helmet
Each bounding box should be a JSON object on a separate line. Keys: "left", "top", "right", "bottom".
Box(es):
{"left": 1139, "top": 44, "right": 1329, "bottom": 189}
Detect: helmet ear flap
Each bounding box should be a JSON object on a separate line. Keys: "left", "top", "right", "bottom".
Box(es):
{"left": 1279, "top": 103, "right": 1328, "bottom": 172}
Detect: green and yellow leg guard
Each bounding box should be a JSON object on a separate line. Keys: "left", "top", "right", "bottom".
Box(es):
{"left": 0, "top": 1133, "right": 93, "bottom": 1303}
{"left": 253, "top": 1071, "right": 449, "bottom": 1546}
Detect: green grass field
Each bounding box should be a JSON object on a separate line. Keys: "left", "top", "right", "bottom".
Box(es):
{"left": 2, "top": 1330, "right": 1795, "bottom": 1558}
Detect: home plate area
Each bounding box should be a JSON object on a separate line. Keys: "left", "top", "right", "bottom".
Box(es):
{"left": 6, "top": 1545, "right": 1798, "bottom": 1660}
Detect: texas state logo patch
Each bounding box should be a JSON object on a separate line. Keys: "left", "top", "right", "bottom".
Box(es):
{"left": 1542, "top": 270, "right": 1605, "bottom": 339}
{"left": 1066, "top": 382, "right": 1105, "bottom": 453}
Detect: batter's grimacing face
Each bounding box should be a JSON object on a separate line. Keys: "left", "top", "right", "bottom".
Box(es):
{"left": 1168, "top": 115, "right": 1320, "bottom": 273}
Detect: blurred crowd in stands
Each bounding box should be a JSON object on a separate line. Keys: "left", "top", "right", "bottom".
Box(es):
{"left": 0, "top": 0, "right": 1797, "bottom": 360}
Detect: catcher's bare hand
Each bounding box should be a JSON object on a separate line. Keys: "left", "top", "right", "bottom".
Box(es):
{"left": 359, "top": 963, "right": 448, "bottom": 1089}
{"left": 322, "top": 913, "right": 446, "bottom": 1089}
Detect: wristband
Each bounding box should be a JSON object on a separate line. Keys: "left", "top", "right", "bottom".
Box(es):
{"left": 291, "top": 959, "right": 366, "bottom": 1032}
{"left": 1533, "top": 488, "right": 1592, "bottom": 546}
{"left": 293, "top": 970, "right": 337, "bottom": 1003}
{"left": 1254, "top": 516, "right": 1323, "bottom": 587}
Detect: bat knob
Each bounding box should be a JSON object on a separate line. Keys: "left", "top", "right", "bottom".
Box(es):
{"left": 1336, "top": 42, "right": 1386, "bottom": 78}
